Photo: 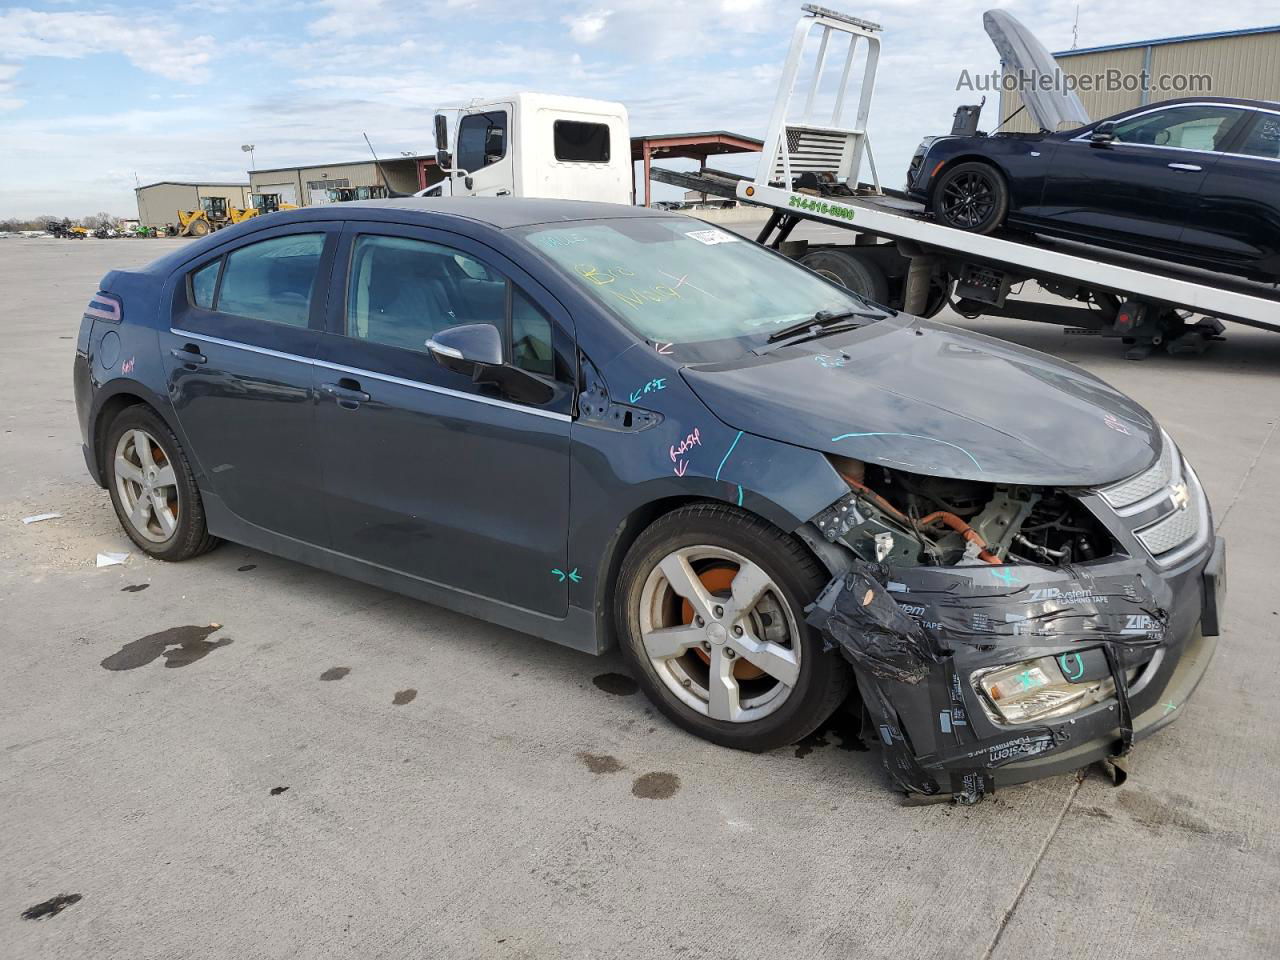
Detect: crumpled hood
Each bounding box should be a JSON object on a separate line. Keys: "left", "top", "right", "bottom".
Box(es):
{"left": 680, "top": 315, "right": 1159, "bottom": 487}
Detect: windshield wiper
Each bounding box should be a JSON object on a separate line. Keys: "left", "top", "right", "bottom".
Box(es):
{"left": 765, "top": 308, "right": 881, "bottom": 345}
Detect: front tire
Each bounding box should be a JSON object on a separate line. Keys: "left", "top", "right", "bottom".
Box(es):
{"left": 615, "top": 504, "right": 851, "bottom": 752}
{"left": 104, "top": 406, "right": 219, "bottom": 561}
{"left": 931, "top": 161, "right": 1009, "bottom": 234}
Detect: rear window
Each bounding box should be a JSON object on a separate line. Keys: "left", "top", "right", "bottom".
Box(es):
{"left": 214, "top": 234, "right": 324, "bottom": 327}
{"left": 554, "top": 120, "right": 610, "bottom": 162}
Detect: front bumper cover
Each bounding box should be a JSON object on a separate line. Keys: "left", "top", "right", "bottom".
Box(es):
{"left": 807, "top": 536, "right": 1225, "bottom": 803}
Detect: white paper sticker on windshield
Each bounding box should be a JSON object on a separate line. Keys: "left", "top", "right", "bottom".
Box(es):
{"left": 685, "top": 229, "right": 740, "bottom": 245}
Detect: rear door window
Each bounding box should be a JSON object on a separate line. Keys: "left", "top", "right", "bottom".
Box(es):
{"left": 190, "top": 259, "right": 220, "bottom": 308}
{"left": 216, "top": 234, "right": 325, "bottom": 327}
{"left": 553, "top": 120, "right": 611, "bottom": 162}
{"left": 1238, "top": 114, "right": 1280, "bottom": 160}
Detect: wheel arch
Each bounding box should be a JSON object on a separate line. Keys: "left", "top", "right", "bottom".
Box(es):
{"left": 89, "top": 384, "right": 180, "bottom": 487}
{"left": 590, "top": 495, "right": 840, "bottom": 653}
{"left": 925, "top": 153, "right": 1010, "bottom": 202}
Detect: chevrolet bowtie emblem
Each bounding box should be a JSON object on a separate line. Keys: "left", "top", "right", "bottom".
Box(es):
{"left": 1169, "top": 481, "right": 1190, "bottom": 511}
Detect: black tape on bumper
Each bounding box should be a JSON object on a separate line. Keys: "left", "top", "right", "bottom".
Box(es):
{"left": 807, "top": 561, "right": 1172, "bottom": 803}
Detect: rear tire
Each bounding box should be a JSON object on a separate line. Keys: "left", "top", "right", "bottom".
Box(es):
{"left": 104, "top": 406, "right": 219, "bottom": 562}
{"left": 799, "top": 249, "right": 890, "bottom": 305}
{"left": 931, "top": 161, "right": 1009, "bottom": 234}
{"left": 186, "top": 218, "right": 210, "bottom": 238}
{"left": 615, "top": 504, "right": 851, "bottom": 752}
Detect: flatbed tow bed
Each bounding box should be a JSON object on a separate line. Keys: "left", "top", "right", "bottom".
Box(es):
{"left": 652, "top": 6, "right": 1280, "bottom": 359}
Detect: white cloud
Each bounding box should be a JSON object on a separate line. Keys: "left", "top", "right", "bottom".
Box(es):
{"left": 564, "top": 10, "right": 611, "bottom": 44}
{"left": 0, "top": 63, "right": 22, "bottom": 111}
{"left": 0, "top": 8, "right": 215, "bottom": 83}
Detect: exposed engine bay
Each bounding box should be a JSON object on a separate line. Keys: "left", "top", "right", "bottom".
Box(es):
{"left": 803, "top": 450, "right": 1223, "bottom": 806}
{"left": 814, "top": 454, "right": 1116, "bottom": 568}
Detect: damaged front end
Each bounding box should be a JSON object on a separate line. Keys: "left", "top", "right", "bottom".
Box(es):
{"left": 803, "top": 438, "right": 1225, "bottom": 803}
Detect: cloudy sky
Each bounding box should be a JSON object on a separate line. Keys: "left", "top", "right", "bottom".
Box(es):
{"left": 1, "top": 0, "right": 1277, "bottom": 218}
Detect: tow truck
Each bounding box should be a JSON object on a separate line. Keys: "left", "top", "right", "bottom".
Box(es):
{"left": 424, "top": 5, "right": 1277, "bottom": 358}
{"left": 644, "top": 5, "right": 1280, "bottom": 358}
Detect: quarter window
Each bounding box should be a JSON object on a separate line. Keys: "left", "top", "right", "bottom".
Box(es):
{"left": 1238, "top": 115, "right": 1280, "bottom": 160}
{"left": 214, "top": 234, "right": 325, "bottom": 327}
{"left": 1109, "top": 105, "right": 1248, "bottom": 152}
{"left": 190, "top": 260, "right": 220, "bottom": 309}
{"left": 553, "top": 120, "right": 611, "bottom": 162}
{"left": 456, "top": 111, "right": 508, "bottom": 173}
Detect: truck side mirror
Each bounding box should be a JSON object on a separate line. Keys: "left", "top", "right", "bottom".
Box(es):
{"left": 433, "top": 114, "right": 448, "bottom": 151}
{"left": 1090, "top": 121, "right": 1117, "bottom": 146}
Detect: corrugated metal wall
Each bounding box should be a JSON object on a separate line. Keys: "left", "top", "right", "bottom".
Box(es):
{"left": 134, "top": 184, "right": 250, "bottom": 228}
{"left": 997, "top": 30, "right": 1280, "bottom": 132}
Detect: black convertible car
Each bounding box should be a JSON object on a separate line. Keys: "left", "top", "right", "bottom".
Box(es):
{"left": 907, "top": 12, "right": 1280, "bottom": 282}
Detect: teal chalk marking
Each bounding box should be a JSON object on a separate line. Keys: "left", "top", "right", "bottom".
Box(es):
{"left": 1058, "top": 652, "right": 1086, "bottom": 682}
{"left": 715, "top": 430, "right": 744, "bottom": 481}
{"left": 1162, "top": 699, "right": 1177, "bottom": 715}
{"left": 551, "top": 568, "right": 566, "bottom": 582}
{"left": 736, "top": 485, "right": 743, "bottom": 506}
{"left": 629, "top": 389, "right": 642, "bottom": 403}
{"left": 568, "top": 568, "right": 582, "bottom": 584}
{"left": 829, "top": 432, "right": 983, "bottom": 471}
{"left": 992, "top": 568, "right": 1020, "bottom": 586}
{"left": 552, "top": 567, "right": 582, "bottom": 584}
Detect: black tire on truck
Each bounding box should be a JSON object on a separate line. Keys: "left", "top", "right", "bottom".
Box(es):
{"left": 798, "top": 249, "right": 890, "bottom": 305}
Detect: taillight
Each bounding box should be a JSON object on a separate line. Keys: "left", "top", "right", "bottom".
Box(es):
{"left": 84, "top": 291, "right": 122, "bottom": 323}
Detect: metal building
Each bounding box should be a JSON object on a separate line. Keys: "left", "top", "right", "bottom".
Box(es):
{"left": 248, "top": 156, "right": 442, "bottom": 207}
{"left": 999, "top": 24, "right": 1280, "bottom": 131}
{"left": 134, "top": 181, "right": 250, "bottom": 228}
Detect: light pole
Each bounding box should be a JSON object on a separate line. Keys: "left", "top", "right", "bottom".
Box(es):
{"left": 241, "top": 144, "right": 255, "bottom": 170}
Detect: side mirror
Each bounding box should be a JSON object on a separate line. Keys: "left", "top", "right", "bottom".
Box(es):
{"left": 1090, "top": 121, "right": 1116, "bottom": 146}
{"left": 426, "top": 323, "right": 556, "bottom": 405}
{"left": 426, "top": 324, "right": 503, "bottom": 376}
{"left": 433, "top": 114, "right": 449, "bottom": 152}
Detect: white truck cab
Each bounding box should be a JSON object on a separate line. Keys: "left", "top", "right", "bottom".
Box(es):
{"left": 429, "top": 93, "right": 632, "bottom": 204}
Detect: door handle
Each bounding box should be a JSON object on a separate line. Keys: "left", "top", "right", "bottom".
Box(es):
{"left": 320, "top": 379, "right": 371, "bottom": 408}
{"left": 1167, "top": 162, "right": 1202, "bottom": 172}
{"left": 171, "top": 345, "right": 207, "bottom": 364}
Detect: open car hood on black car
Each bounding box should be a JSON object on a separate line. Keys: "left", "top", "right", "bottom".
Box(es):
{"left": 680, "top": 315, "right": 1160, "bottom": 487}
{"left": 983, "top": 9, "right": 1090, "bottom": 133}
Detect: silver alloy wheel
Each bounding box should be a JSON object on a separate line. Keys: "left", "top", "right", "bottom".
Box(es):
{"left": 638, "top": 545, "right": 802, "bottom": 723}
{"left": 113, "top": 428, "right": 179, "bottom": 543}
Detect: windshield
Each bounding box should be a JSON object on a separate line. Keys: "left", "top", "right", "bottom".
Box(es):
{"left": 517, "top": 218, "right": 880, "bottom": 359}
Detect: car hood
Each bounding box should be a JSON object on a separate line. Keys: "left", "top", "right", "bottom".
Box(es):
{"left": 984, "top": 9, "right": 1090, "bottom": 133}
{"left": 679, "top": 315, "right": 1159, "bottom": 487}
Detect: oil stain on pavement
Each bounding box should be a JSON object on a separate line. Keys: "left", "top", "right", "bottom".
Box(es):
{"left": 21, "top": 893, "right": 81, "bottom": 920}
{"left": 794, "top": 712, "right": 869, "bottom": 758}
{"left": 100, "top": 624, "right": 231, "bottom": 671}
{"left": 393, "top": 689, "right": 417, "bottom": 705}
{"left": 120, "top": 584, "right": 149, "bottom": 593}
{"left": 592, "top": 672, "right": 638, "bottom": 696}
{"left": 270, "top": 786, "right": 289, "bottom": 796}
{"left": 237, "top": 564, "right": 257, "bottom": 572}
{"left": 631, "top": 772, "right": 680, "bottom": 799}
{"left": 319, "top": 667, "right": 351, "bottom": 681}
{"left": 577, "top": 752, "right": 624, "bottom": 774}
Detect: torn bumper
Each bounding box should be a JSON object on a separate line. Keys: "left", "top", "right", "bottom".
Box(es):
{"left": 808, "top": 536, "right": 1225, "bottom": 801}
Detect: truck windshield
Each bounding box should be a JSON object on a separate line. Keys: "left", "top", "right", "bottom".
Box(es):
{"left": 518, "top": 218, "right": 883, "bottom": 357}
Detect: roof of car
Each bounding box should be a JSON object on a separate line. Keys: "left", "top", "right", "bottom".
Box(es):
{"left": 1129, "top": 95, "right": 1280, "bottom": 111}
{"left": 280, "top": 196, "right": 676, "bottom": 230}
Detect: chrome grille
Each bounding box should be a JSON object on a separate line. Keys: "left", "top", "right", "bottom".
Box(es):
{"left": 1136, "top": 504, "right": 1200, "bottom": 556}
{"left": 1100, "top": 440, "right": 1173, "bottom": 511}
